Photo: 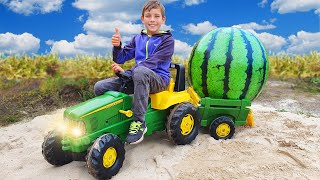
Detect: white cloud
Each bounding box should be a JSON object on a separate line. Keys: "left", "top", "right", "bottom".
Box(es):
{"left": 45, "top": 40, "right": 55, "bottom": 46}
{"left": 73, "top": 34, "right": 111, "bottom": 50}
{"left": 72, "top": 0, "right": 144, "bottom": 21}
{"left": 78, "top": 14, "right": 85, "bottom": 22}
{"left": 0, "top": 32, "right": 40, "bottom": 54}
{"left": 46, "top": 0, "right": 177, "bottom": 56}
{"left": 49, "top": 34, "right": 113, "bottom": 56}
{"left": 183, "top": 21, "right": 217, "bottom": 35}
{"left": 164, "top": 0, "right": 180, "bottom": 3}
{"left": 84, "top": 20, "right": 143, "bottom": 35}
{"left": 271, "top": 0, "right": 320, "bottom": 14}
{"left": 258, "top": 0, "right": 268, "bottom": 8}
{"left": 254, "top": 31, "right": 287, "bottom": 53}
{"left": 161, "top": 24, "right": 173, "bottom": 31}
{"left": 84, "top": 19, "right": 172, "bottom": 36}
{"left": 50, "top": 40, "right": 82, "bottom": 56}
{"left": 269, "top": 18, "right": 277, "bottom": 23}
{"left": 174, "top": 39, "right": 193, "bottom": 58}
{"left": 72, "top": 0, "right": 178, "bottom": 32}
{"left": 185, "top": 0, "right": 206, "bottom": 6}
{"left": 287, "top": 31, "right": 320, "bottom": 54}
{"left": 233, "top": 22, "right": 276, "bottom": 31}
{"left": 0, "top": 0, "right": 64, "bottom": 15}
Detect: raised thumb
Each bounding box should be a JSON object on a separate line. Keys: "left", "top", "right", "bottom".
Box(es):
{"left": 115, "top": 27, "right": 120, "bottom": 36}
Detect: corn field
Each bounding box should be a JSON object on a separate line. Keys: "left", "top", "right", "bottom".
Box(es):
{"left": 269, "top": 51, "right": 320, "bottom": 80}
{"left": 0, "top": 52, "right": 319, "bottom": 82}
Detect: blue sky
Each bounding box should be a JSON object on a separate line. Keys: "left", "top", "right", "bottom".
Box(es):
{"left": 0, "top": 0, "right": 319, "bottom": 58}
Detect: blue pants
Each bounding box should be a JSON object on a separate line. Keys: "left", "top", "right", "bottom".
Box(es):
{"left": 94, "top": 66, "right": 167, "bottom": 122}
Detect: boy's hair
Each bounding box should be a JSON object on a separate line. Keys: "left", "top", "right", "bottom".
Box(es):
{"left": 142, "top": 0, "right": 165, "bottom": 17}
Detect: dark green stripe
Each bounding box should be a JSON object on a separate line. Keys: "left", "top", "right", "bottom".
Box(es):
{"left": 253, "top": 35, "right": 268, "bottom": 99}
{"left": 223, "top": 28, "right": 234, "bottom": 99}
{"left": 201, "top": 29, "right": 222, "bottom": 97}
{"left": 239, "top": 29, "right": 253, "bottom": 99}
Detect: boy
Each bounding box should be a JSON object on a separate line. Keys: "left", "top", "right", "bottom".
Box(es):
{"left": 94, "top": 0, "right": 174, "bottom": 144}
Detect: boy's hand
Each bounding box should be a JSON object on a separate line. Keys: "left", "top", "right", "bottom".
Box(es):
{"left": 112, "top": 27, "right": 121, "bottom": 47}
{"left": 111, "top": 63, "right": 124, "bottom": 73}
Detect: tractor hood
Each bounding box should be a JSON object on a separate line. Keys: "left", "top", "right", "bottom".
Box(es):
{"left": 64, "top": 91, "right": 126, "bottom": 120}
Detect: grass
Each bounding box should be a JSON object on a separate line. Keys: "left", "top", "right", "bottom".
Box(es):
{"left": 276, "top": 109, "right": 288, "bottom": 112}
{"left": 0, "top": 77, "right": 94, "bottom": 126}
{"left": 292, "top": 77, "right": 320, "bottom": 94}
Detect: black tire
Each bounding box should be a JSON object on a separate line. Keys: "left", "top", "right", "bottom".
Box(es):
{"left": 87, "top": 133, "right": 125, "bottom": 180}
{"left": 167, "top": 102, "right": 200, "bottom": 145}
{"left": 42, "top": 131, "right": 73, "bottom": 166}
{"left": 209, "top": 116, "right": 235, "bottom": 140}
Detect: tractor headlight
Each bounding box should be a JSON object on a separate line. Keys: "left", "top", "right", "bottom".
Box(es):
{"left": 71, "top": 122, "right": 86, "bottom": 137}
{"left": 63, "top": 118, "right": 87, "bottom": 138}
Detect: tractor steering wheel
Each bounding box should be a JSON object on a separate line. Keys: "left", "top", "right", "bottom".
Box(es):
{"left": 115, "top": 71, "right": 133, "bottom": 93}
{"left": 115, "top": 71, "right": 132, "bottom": 82}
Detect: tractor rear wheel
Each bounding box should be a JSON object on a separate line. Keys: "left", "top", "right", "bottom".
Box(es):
{"left": 87, "top": 133, "right": 125, "bottom": 180}
{"left": 167, "top": 102, "right": 200, "bottom": 145}
{"left": 209, "top": 116, "right": 235, "bottom": 140}
{"left": 42, "top": 131, "right": 73, "bottom": 166}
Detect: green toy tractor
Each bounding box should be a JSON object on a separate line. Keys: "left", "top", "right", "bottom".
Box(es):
{"left": 42, "top": 63, "right": 253, "bottom": 179}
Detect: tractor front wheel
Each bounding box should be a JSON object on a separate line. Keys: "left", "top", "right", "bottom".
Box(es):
{"left": 209, "top": 116, "right": 235, "bottom": 140}
{"left": 87, "top": 133, "right": 125, "bottom": 180}
{"left": 42, "top": 131, "right": 73, "bottom": 166}
{"left": 167, "top": 102, "right": 200, "bottom": 145}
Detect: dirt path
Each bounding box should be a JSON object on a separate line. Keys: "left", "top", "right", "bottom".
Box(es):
{"left": 1, "top": 80, "right": 319, "bottom": 180}
{"left": 255, "top": 80, "right": 320, "bottom": 117}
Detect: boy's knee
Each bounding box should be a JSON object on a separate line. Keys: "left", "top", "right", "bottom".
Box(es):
{"left": 133, "top": 66, "right": 149, "bottom": 80}
{"left": 94, "top": 81, "right": 104, "bottom": 96}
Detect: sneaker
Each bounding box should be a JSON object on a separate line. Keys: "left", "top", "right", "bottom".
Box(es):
{"left": 126, "top": 121, "right": 147, "bottom": 144}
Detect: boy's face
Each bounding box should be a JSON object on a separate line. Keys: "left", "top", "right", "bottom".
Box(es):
{"left": 141, "top": 8, "right": 166, "bottom": 35}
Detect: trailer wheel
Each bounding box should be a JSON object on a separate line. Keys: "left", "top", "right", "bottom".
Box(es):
{"left": 87, "top": 133, "right": 125, "bottom": 180}
{"left": 42, "top": 131, "right": 73, "bottom": 166}
{"left": 209, "top": 116, "right": 235, "bottom": 140}
{"left": 167, "top": 102, "right": 200, "bottom": 145}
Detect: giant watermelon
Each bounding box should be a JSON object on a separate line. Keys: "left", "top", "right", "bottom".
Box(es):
{"left": 188, "top": 27, "right": 269, "bottom": 101}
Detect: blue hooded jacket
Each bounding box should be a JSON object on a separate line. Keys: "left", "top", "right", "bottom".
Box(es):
{"left": 113, "top": 30, "right": 174, "bottom": 85}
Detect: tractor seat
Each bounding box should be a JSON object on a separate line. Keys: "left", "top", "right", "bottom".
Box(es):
{"left": 149, "top": 64, "right": 193, "bottom": 110}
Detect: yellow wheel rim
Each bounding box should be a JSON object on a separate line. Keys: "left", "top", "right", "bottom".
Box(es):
{"left": 103, "top": 147, "right": 117, "bottom": 168}
{"left": 216, "top": 123, "right": 231, "bottom": 138}
{"left": 180, "top": 114, "right": 194, "bottom": 135}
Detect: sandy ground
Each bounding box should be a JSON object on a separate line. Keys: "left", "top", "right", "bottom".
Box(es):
{"left": 1, "top": 80, "right": 320, "bottom": 180}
